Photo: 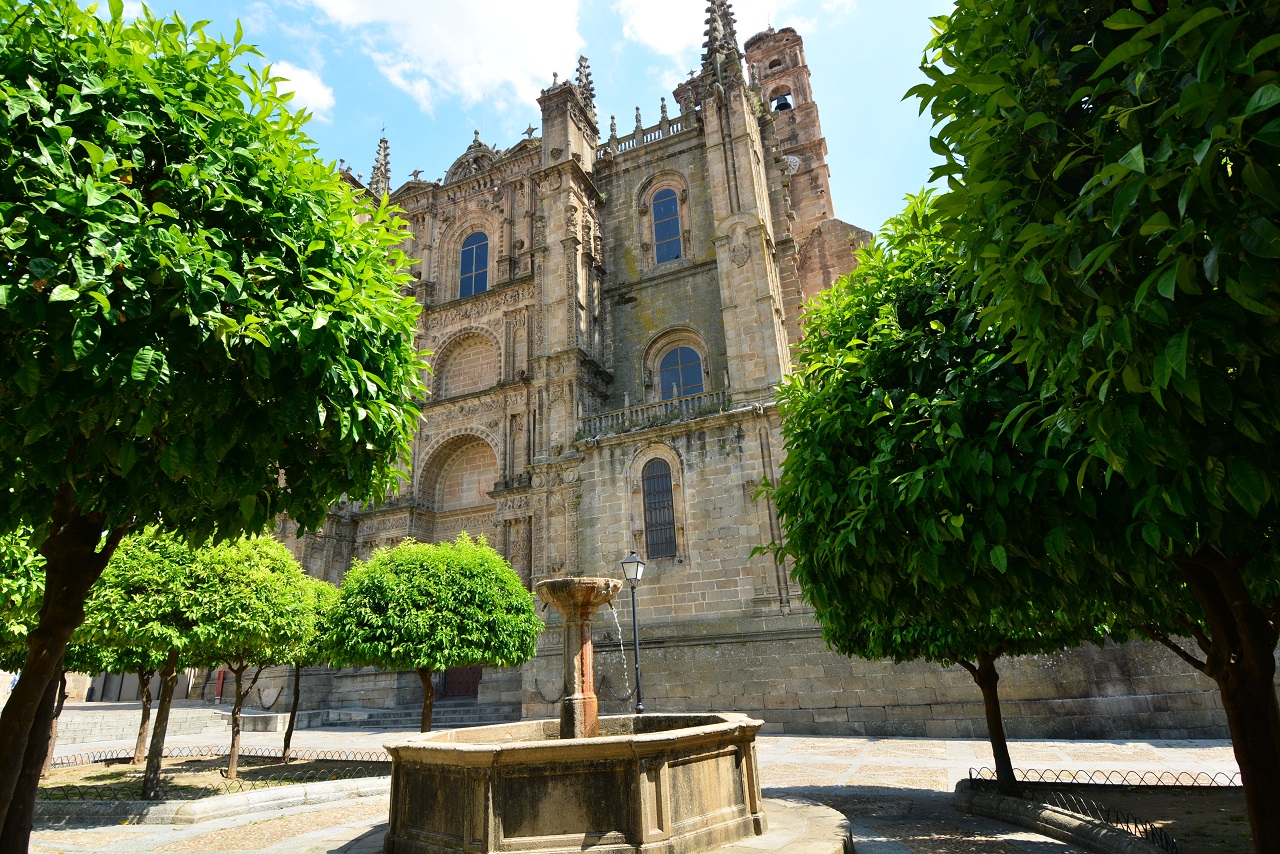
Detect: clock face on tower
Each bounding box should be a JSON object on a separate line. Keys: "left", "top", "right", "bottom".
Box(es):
{"left": 784, "top": 155, "right": 801, "bottom": 174}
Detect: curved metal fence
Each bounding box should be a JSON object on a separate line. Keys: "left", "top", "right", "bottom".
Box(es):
{"left": 51, "top": 746, "right": 391, "bottom": 768}
{"left": 967, "top": 767, "right": 1246, "bottom": 854}
{"left": 39, "top": 763, "right": 389, "bottom": 801}
{"left": 969, "top": 767, "right": 1241, "bottom": 787}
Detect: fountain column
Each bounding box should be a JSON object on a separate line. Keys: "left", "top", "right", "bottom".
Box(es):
{"left": 535, "top": 577, "right": 622, "bottom": 739}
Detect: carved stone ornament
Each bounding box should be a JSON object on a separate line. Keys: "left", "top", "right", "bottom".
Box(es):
{"left": 732, "top": 239, "right": 751, "bottom": 267}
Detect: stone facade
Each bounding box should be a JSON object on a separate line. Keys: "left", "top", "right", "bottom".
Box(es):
{"left": 278, "top": 4, "right": 1234, "bottom": 739}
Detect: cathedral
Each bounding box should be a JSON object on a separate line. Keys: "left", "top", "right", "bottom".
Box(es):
{"left": 275, "top": 3, "right": 1229, "bottom": 740}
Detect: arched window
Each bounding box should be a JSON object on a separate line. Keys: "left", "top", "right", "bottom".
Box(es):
{"left": 642, "top": 458, "right": 676, "bottom": 558}
{"left": 652, "top": 188, "right": 682, "bottom": 264}
{"left": 460, "top": 231, "right": 489, "bottom": 298}
{"left": 658, "top": 346, "right": 703, "bottom": 400}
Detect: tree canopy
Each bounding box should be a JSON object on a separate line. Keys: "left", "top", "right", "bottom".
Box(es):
{"left": 189, "top": 536, "right": 311, "bottom": 778}
{"left": 0, "top": 0, "right": 428, "bottom": 832}
{"left": 915, "top": 1, "right": 1280, "bottom": 847}
{"left": 773, "top": 194, "right": 1123, "bottom": 791}
{"left": 327, "top": 535, "right": 542, "bottom": 731}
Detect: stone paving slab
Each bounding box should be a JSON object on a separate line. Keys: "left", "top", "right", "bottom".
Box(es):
{"left": 32, "top": 728, "right": 1240, "bottom": 853}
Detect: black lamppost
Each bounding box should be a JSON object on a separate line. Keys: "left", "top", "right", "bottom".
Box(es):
{"left": 620, "top": 550, "right": 646, "bottom": 714}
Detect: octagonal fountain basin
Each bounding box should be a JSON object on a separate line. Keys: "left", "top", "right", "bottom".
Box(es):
{"left": 383, "top": 712, "right": 766, "bottom": 854}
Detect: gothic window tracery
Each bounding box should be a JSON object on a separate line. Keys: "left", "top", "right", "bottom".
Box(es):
{"left": 652, "top": 188, "right": 682, "bottom": 263}
{"left": 460, "top": 231, "right": 489, "bottom": 297}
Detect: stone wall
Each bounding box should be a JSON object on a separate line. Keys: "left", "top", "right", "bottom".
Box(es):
{"left": 527, "top": 617, "right": 1235, "bottom": 740}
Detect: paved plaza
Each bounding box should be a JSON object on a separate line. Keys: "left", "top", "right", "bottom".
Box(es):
{"left": 29, "top": 720, "right": 1240, "bottom": 854}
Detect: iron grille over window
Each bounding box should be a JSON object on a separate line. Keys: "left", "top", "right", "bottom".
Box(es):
{"left": 659, "top": 346, "right": 704, "bottom": 400}
{"left": 460, "top": 231, "right": 489, "bottom": 297}
{"left": 652, "top": 189, "right": 682, "bottom": 264}
{"left": 642, "top": 458, "right": 676, "bottom": 558}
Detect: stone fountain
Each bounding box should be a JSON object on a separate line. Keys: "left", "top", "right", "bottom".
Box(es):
{"left": 383, "top": 576, "right": 767, "bottom": 854}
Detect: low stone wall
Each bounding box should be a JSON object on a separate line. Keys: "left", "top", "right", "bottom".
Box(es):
{"left": 525, "top": 614, "right": 1239, "bottom": 740}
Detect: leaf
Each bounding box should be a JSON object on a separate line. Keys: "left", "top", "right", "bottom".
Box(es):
{"left": 48, "top": 285, "right": 79, "bottom": 302}
{"left": 79, "top": 140, "right": 104, "bottom": 164}
{"left": 131, "top": 346, "right": 159, "bottom": 381}
{"left": 1103, "top": 9, "right": 1147, "bottom": 29}
{"left": 151, "top": 202, "right": 178, "bottom": 218}
{"left": 989, "top": 545, "right": 1007, "bottom": 573}
{"left": 1090, "top": 39, "right": 1152, "bottom": 81}
{"left": 1170, "top": 7, "right": 1224, "bottom": 43}
{"left": 239, "top": 495, "right": 257, "bottom": 521}
{"left": 109, "top": 0, "right": 123, "bottom": 19}
{"left": 1165, "top": 327, "right": 1191, "bottom": 378}
{"left": 1244, "top": 84, "right": 1280, "bottom": 118}
{"left": 1227, "top": 459, "right": 1269, "bottom": 517}
{"left": 1241, "top": 218, "right": 1280, "bottom": 258}
{"left": 1119, "top": 144, "right": 1145, "bottom": 174}
{"left": 118, "top": 441, "right": 137, "bottom": 476}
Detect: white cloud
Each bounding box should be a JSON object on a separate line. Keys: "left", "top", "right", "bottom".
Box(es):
{"left": 272, "top": 61, "right": 337, "bottom": 122}
{"left": 304, "top": 0, "right": 584, "bottom": 116}
{"left": 612, "top": 0, "right": 855, "bottom": 63}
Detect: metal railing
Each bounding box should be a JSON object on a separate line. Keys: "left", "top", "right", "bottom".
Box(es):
{"left": 579, "top": 390, "right": 730, "bottom": 439}
{"left": 42, "top": 747, "right": 392, "bottom": 802}
{"left": 967, "top": 767, "right": 1246, "bottom": 854}
{"left": 969, "top": 767, "right": 1241, "bottom": 787}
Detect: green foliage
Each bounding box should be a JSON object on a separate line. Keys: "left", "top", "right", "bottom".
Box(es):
{"left": 188, "top": 537, "right": 311, "bottom": 669}
{"left": 917, "top": 0, "right": 1280, "bottom": 579}
{"left": 328, "top": 535, "right": 542, "bottom": 673}
{"left": 281, "top": 573, "right": 339, "bottom": 667}
{"left": 0, "top": 532, "right": 43, "bottom": 671}
{"left": 0, "top": 0, "right": 428, "bottom": 544}
{"left": 773, "top": 194, "right": 1120, "bottom": 667}
{"left": 79, "top": 529, "right": 199, "bottom": 674}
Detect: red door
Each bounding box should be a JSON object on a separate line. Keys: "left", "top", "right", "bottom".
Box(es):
{"left": 443, "top": 666, "right": 482, "bottom": 698}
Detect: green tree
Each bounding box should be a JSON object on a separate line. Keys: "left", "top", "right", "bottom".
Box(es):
{"left": 0, "top": 0, "right": 426, "bottom": 835}
{"left": 772, "top": 195, "right": 1123, "bottom": 794}
{"left": 190, "top": 537, "right": 309, "bottom": 779}
{"left": 0, "top": 533, "right": 43, "bottom": 671}
{"left": 916, "top": 2, "right": 1280, "bottom": 847}
{"left": 80, "top": 530, "right": 199, "bottom": 797}
{"left": 279, "top": 573, "right": 338, "bottom": 763}
{"left": 327, "top": 535, "right": 542, "bottom": 732}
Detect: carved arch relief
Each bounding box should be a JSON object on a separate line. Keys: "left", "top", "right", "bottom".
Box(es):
{"left": 432, "top": 327, "right": 502, "bottom": 399}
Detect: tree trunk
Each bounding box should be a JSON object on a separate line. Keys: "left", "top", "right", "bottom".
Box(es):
{"left": 417, "top": 667, "right": 435, "bottom": 733}
{"left": 1178, "top": 553, "right": 1280, "bottom": 854}
{"left": 0, "top": 490, "right": 124, "bottom": 839}
{"left": 131, "top": 668, "right": 156, "bottom": 765}
{"left": 40, "top": 669, "right": 68, "bottom": 779}
{"left": 0, "top": 659, "right": 60, "bottom": 854}
{"left": 142, "top": 650, "right": 180, "bottom": 800}
{"left": 961, "top": 653, "right": 1017, "bottom": 795}
{"left": 227, "top": 664, "right": 245, "bottom": 780}
{"left": 282, "top": 663, "right": 302, "bottom": 764}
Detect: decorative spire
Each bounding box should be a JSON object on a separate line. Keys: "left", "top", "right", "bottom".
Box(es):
{"left": 634, "top": 106, "right": 643, "bottom": 135}
{"left": 575, "top": 56, "right": 595, "bottom": 112}
{"left": 660, "top": 96, "right": 669, "bottom": 123}
{"left": 701, "top": 0, "right": 742, "bottom": 79}
{"left": 369, "top": 136, "right": 390, "bottom": 197}
{"left": 609, "top": 114, "right": 617, "bottom": 140}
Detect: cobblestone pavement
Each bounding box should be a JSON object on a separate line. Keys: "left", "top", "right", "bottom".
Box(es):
{"left": 32, "top": 724, "right": 1240, "bottom": 854}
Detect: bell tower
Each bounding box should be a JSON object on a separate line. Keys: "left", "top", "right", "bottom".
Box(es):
{"left": 744, "top": 27, "right": 832, "bottom": 246}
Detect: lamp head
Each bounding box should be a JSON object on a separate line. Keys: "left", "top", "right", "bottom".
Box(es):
{"left": 620, "top": 550, "right": 645, "bottom": 583}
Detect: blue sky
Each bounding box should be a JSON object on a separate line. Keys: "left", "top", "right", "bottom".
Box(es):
{"left": 126, "top": 0, "right": 952, "bottom": 233}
